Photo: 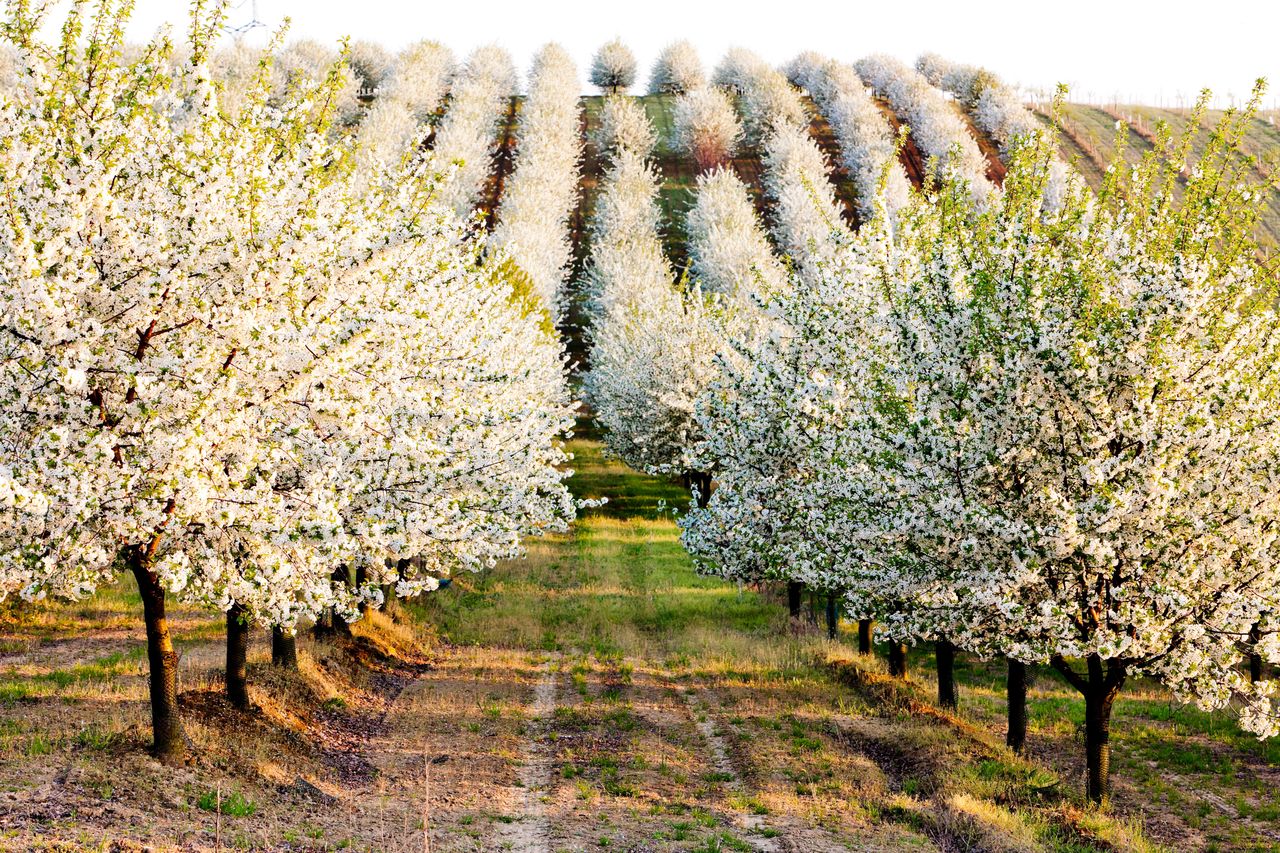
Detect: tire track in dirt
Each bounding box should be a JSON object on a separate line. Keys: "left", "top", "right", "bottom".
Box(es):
{"left": 495, "top": 655, "right": 559, "bottom": 852}
{"left": 677, "top": 684, "right": 780, "bottom": 852}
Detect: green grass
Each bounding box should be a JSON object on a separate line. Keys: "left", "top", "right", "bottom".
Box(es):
{"left": 415, "top": 436, "right": 781, "bottom": 660}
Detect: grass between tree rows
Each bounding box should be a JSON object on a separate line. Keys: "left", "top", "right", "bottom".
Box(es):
{"left": 0, "top": 434, "right": 1277, "bottom": 850}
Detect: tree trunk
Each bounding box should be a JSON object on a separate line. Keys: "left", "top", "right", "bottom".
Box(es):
{"left": 312, "top": 607, "right": 335, "bottom": 639}
{"left": 128, "top": 549, "right": 185, "bottom": 764}
{"left": 1249, "top": 621, "right": 1264, "bottom": 683}
{"left": 1083, "top": 655, "right": 1125, "bottom": 807}
{"left": 858, "top": 619, "right": 874, "bottom": 655}
{"left": 689, "top": 470, "right": 713, "bottom": 509}
{"left": 935, "top": 639, "right": 957, "bottom": 708}
{"left": 787, "top": 581, "right": 803, "bottom": 620}
{"left": 314, "top": 566, "right": 352, "bottom": 639}
{"left": 381, "top": 583, "right": 401, "bottom": 621}
{"left": 355, "top": 565, "right": 369, "bottom": 617}
{"left": 825, "top": 594, "right": 839, "bottom": 640}
{"left": 1006, "top": 657, "right": 1027, "bottom": 754}
{"left": 271, "top": 627, "right": 298, "bottom": 669}
{"left": 225, "top": 604, "right": 250, "bottom": 710}
{"left": 888, "top": 641, "right": 908, "bottom": 678}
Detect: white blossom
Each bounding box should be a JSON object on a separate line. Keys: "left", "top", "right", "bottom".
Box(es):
{"left": 490, "top": 44, "right": 583, "bottom": 319}
{"left": 648, "top": 41, "right": 706, "bottom": 96}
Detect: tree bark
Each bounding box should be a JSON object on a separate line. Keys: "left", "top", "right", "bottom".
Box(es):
{"left": 1006, "top": 657, "right": 1027, "bottom": 754}
{"left": 225, "top": 604, "right": 250, "bottom": 710}
{"left": 858, "top": 619, "right": 874, "bottom": 655}
{"left": 888, "top": 641, "right": 908, "bottom": 678}
{"left": 825, "top": 593, "right": 839, "bottom": 640}
{"left": 312, "top": 607, "right": 335, "bottom": 639}
{"left": 128, "top": 548, "right": 185, "bottom": 763}
{"left": 1083, "top": 656, "right": 1124, "bottom": 806}
{"left": 689, "top": 470, "right": 713, "bottom": 509}
{"left": 935, "top": 639, "right": 957, "bottom": 708}
{"left": 271, "top": 627, "right": 298, "bottom": 670}
{"left": 1249, "top": 621, "right": 1264, "bottom": 683}
{"left": 381, "top": 582, "right": 402, "bottom": 621}
{"left": 355, "top": 565, "right": 370, "bottom": 616}
{"left": 1053, "top": 653, "right": 1125, "bottom": 806}
{"left": 787, "top": 581, "right": 803, "bottom": 620}
{"left": 314, "top": 566, "right": 352, "bottom": 639}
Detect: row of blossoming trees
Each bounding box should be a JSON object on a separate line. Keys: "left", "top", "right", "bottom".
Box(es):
{"left": 0, "top": 3, "right": 587, "bottom": 762}
{"left": 584, "top": 41, "right": 1280, "bottom": 806}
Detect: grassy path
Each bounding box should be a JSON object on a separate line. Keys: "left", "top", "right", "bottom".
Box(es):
{"left": 389, "top": 437, "right": 1156, "bottom": 853}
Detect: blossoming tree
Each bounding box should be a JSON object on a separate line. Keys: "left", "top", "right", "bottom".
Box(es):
{"left": 0, "top": 3, "right": 576, "bottom": 759}
{"left": 648, "top": 41, "right": 705, "bottom": 96}
{"left": 490, "top": 43, "right": 583, "bottom": 319}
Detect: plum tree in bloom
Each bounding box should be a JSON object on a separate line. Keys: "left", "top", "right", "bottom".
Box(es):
{"left": 0, "top": 4, "right": 576, "bottom": 759}
{"left": 672, "top": 85, "right": 742, "bottom": 173}
{"left": 761, "top": 121, "right": 850, "bottom": 277}
{"left": 583, "top": 100, "right": 726, "bottom": 497}
{"left": 595, "top": 94, "right": 657, "bottom": 162}
{"left": 710, "top": 48, "right": 807, "bottom": 145}
{"left": 786, "top": 52, "right": 912, "bottom": 221}
{"left": 490, "top": 44, "right": 583, "bottom": 319}
{"left": 431, "top": 44, "right": 516, "bottom": 219}
{"left": 686, "top": 167, "right": 788, "bottom": 303}
{"left": 353, "top": 41, "right": 456, "bottom": 179}
{"left": 820, "top": 93, "right": 1280, "bottom": 804}
{"left": 648, "top": 40, "right": 705, "bottom": 96}
{"left": 856, "top": 54, "right": 991, "bottom": 201}
{"left": 589, "top": 38, "right": 636, "bottom": 95}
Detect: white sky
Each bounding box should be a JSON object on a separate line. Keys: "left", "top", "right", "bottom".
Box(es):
{"left": 43, "top": 0, "right": 1280, "bottom": 108}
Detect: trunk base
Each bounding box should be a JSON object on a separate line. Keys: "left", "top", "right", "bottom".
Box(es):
{"left": 129, "top": 549, "right": 186, "bottom": 764}
{"left": 1006, "top": 658, "right": 1027, "bottom": 754}
{"left": 226, "top": 604, "right": 250, "bottom": 710}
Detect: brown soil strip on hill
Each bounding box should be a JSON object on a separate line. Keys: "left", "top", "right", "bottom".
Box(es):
{"left": 872, "top": 97, "right": 928, "bottom": 189}
{"left": 799, "top": 94, "right": 861, "bottom": 229}
{"left": 477, "top": 95, "right": 522, "bottom": 230}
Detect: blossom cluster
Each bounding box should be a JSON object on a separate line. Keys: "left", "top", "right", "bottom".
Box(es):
{"left": 489, "top": 44, "right": 584, "bottom": 319}
{"left": 354, "top": 41, "right": 456, "bottom": 182}
{"left": 685, "top": 167, "right": 788, "bottom": 301}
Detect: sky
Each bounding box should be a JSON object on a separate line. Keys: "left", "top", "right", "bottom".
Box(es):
{"left": 41, "top": 0, "right": 1280, "bottom": 109}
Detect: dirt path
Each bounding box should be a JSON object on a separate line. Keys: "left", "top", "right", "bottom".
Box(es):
{"left": 679, "top": 685, "right": 779, "bottom": 851}
{"left": 495, "top": 655, "right": 559, "bottom": 852}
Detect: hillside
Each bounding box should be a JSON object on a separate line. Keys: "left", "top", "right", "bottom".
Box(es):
{"left": 1038, "top": 103, "right": 1280, "bottom": 246}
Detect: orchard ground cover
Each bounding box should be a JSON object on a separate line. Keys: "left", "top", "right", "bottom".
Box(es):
{"left": 2, "top": 425, "right": 1275, "bottom": 850}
